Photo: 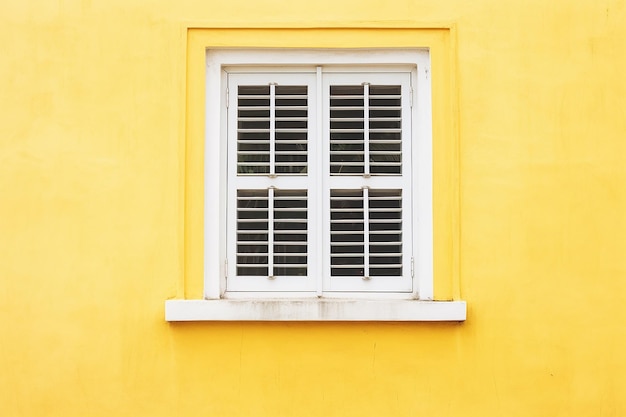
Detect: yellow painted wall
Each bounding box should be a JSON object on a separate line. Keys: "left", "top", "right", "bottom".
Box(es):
{"left": 1, "top": 1, "right": 625, "bottom": 416}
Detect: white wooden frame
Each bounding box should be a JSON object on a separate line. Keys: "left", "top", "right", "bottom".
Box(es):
{"left": 206, "top": 49, "right": 433, "bottom": 299}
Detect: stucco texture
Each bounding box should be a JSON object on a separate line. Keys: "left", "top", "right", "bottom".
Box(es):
{"left": 1, "top": 0, "right": 625, "bottom": 416}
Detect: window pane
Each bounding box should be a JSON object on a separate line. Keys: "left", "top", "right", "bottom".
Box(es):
{"left": 330, "top": 189, "right": 402, "bottom": 277}
{"left": 237, "top": 86, "right": 271, "bottom": 174}
{"left": 368, "top": 189, "right": 402, "bottom": 276}
{"left": 369, "top": 85, "right": 402, "bottom": 175}
{"left": 273, "top": 190, "right": 308, "bottom": 276}
{"left": 330, "top": 86, "right": 365, "bottom": 175}
{"left": 237, "top": 189, "right": 308, "bottom": 277}
{"left": 330, "top": 84, "right": 402, "bottom": 176}
{"left": 275, "top": 85, "right": 309, "bottom": 175}
{"left": 330, "top": 190, "right": 365, "bottom": 275}
{"left": 237, "top": 190, "right": 269, "bottom": 276}
{"left": 237, "top": 85, "right": 309, "bottom": 175}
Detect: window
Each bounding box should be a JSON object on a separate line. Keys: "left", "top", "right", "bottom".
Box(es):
{"left": 165, "top": 47, "right": 466, "bottom": 321}
{"left": 223, "top": 51, "right": 423, "bottom": 296}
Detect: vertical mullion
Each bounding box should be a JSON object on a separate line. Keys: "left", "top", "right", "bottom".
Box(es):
{"left": 316, "top": 66, "right": 324, "bottom": 296}
{"left": 269, "top": 83, "right": 276, "bottom": 176}
{"left": 363, "top": 83, "right": 370, "bottom": 176}
{"left": 268, "top": 83, "right": 276, "bottom": 276}
{"left": 268, "top": 187, "right": 275, "bottom": 279}
{"left": 363, "top": 187, "right": 370, "bottom": 279}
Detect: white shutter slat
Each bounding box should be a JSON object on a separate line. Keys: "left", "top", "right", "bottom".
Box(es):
{"left": 237, "top": 85, "right": 271, "bottom": 175}
{"left": 368, "top": 189, "right": 402, "bottom": 277}
{"left": 274, "top": 85, "right": 308, "bottom": 175}
{"left": 329, "top": 84, "right": 403, "bottom": 176}
{"left": 329, "top": 85, "right": 365, "bottom": 175}
{"left": 237, "top": 85, "right": 309, "bottom": 176}
{"left": 273, "top": 189, "right": 308, "bottom": 276}
{"left": 236, "top": 190, "right": 269, "bottom": 276}
{"left": 368, "top": 85, "right": 402, "bottom": 175}
{"left": 330, "top": 189, "right": 402, "bottom": 278}
{"left": 330, "top": 189, "right": 365, "bottom": 277}
{"left": 236, "top": 189, "right": 308, "bottom": 278}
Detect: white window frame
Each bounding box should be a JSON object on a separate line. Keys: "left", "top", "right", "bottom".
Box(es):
{"left": 165, "top": 48, "right": 466, "bottom": 321}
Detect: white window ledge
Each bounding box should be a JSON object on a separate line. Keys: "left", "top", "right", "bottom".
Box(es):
{"left": 165, "top": 299, "right": 466, "bottom": 322}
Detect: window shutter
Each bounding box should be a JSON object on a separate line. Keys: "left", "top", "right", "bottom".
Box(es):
{"left": 227, "top": 72, "right": 317, "bottom": 292}
{"left": 228, "top": 70, "right": 413, "bottom": 293}
{"left": 324, "top": 72, "right": 413, "bottom": 293}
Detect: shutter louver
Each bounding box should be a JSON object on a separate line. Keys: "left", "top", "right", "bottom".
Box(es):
{"left": 275, "top": 86, "right": 308, "bottom": 175}
{"left": 236, "top": 190, "right": 269, "bottom": 276}
{"left": 330, "top": 189, "right": 402, "bottom": 278}
{"left": 330, "top": 86, "right": 365, "bottom": 175}
{"left": 369, "top": 86, "right": 402, "bottom": 175}
{"left": 330, "top": 189, "right": 365, "bottom": 276}
{"left": 237, "top": 189, "right": 308, "bottom": 278}
{"left": 368, "top": 189, "right": 403, "bottom": 276}
{"left": 273, "top": 190, "right": 308, "bottom": 276}
{"left": 237, "top": 86, "right": 270, "bottom": 175}
{"left": 237, "top": 85, "right": 308, "bottom": 176}
{"left": 330, "top": 85, "right": 402, "bottom": 176}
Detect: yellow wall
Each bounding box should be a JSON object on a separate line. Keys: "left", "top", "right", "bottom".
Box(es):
{"left": 1, "top": 1, "right": 625, "bottom": 416}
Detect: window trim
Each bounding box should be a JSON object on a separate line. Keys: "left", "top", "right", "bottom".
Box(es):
{"left": 166, "top": 27, "right": 465, "bottom": 322}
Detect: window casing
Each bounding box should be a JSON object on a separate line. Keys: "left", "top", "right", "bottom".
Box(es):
{"left": 207, "top": 49, "right": 433, "bottom": 300}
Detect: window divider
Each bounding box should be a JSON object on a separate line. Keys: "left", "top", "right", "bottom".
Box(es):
{"left": 315, "top": 66, "right": 324, "bottom": 297}
{"left": 363, "top": 82, "right": 370, "bottom": 177}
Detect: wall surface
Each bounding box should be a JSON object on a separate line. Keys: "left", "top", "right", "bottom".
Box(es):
{"left": 1, "top": 0, "right": 625, "bottom": 416}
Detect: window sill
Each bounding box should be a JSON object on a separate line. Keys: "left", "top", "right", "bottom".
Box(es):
{"left": 165, "top": 299, "right": 466, "bottom": 322}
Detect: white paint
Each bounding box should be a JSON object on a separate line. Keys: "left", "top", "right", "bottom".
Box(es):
{"left": 207, "top": 49, "right": 429, "bottom": 68}
{"left": 413, "top": 61, "right": 433, "bottom": 299}
{"left": 165, "top": 299, "right": 466, "bottom": 321}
